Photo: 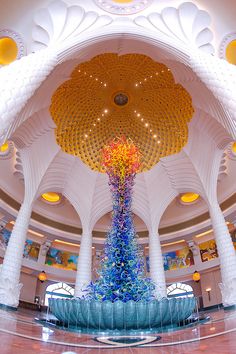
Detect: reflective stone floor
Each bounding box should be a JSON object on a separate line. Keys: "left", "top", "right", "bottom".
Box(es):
{"left": 0, "top": 307, "right": 235, "bottom": 353}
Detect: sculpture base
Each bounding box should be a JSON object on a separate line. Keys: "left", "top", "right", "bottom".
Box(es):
{"left": 0, "top": 303, "right": 17, "bottom": 311}
{"left": 49, "top": 297, "right": 196, "bottom": 332}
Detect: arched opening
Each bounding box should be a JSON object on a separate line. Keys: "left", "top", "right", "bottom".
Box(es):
{"left": 167, "top": 283, "right": 194, "bottom": 298}
{"left": 45, "top": 282, "right": 74, "bottom": 306}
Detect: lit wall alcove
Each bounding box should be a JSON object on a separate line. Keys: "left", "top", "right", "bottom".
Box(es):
{"left": 167, "top": 283, "right": 194, "bottom": 298}
{"left": 44, "top": 282, "right": 74, "bottom": 306}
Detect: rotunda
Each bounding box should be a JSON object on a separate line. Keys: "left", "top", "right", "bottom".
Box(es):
{"left": 0, "top": 0, "right": 236, "bottom": 352}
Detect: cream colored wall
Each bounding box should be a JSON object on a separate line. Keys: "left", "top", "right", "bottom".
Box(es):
{"left": 200, "top": 269, "right": 222, "bottom": 308}
{"left": 19, "top": 273, "right": 37, "bottom": 303}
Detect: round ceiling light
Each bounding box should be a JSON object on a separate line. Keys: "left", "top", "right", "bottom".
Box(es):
{"left": 0, "top": 37, "right": 18, "bottom": 65}
{"left": 180, "top": 193, "right": 200, "bottom": 204}
{"left": 232, "top": 142, "right": 236, "bottom": 154}
{"left": 226, "top": 39, "right": 236, "bottom": 65}
{"left": 0, "top": 142, "right": 9, "bottom": 153}
{"left": 51, "top": 53, "right": 194, "bottom": 173}
{"left": 41, "top": 192, "right": 61, "bottom": 204}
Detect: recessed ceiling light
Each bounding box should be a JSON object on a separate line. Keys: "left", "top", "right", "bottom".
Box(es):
{"left": 0, "top": 142, "right": 9, "bottom": 152}
{"left": 180, "top": 192, "right": 200, "bottom": 204}
{"left": 41, "top": 192, "right": 61, "bottom": 203}
{"left": 232, "top": 142, "right": 236, "bottom": 154}
{"left": 0, "top": 37, "right": 18, "bottom": 65}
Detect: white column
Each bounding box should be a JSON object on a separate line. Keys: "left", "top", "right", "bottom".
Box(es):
{"left": 74, "top": 231, "right": 93, "bottom": 297}
{"left": 209, "top": 201, "right": 236, "bottom": 307}
{"left": 149, "top": 230, "right": 167, "bottom": 298}
{"left": 37, "top": 240, "right": 51, "bottom": 266}
{"left": 0, "top": 48, "right": 57, "bottom": 144}
{"left": 0, "top": 202, "right": 32, "bottom": 307}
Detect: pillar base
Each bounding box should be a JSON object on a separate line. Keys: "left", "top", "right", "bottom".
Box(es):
{"left": 0, "top": 275, "right": 22, "bottom": 308}
{"left": 219, "top": 279, "right": 236, "bottom": 307}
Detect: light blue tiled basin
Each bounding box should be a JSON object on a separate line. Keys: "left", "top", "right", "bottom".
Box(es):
{"left": 49, "top": 297, "right": 196, "bottom": 330}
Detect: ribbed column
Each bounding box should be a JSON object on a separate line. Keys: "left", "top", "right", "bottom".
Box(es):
{"left": 209, "top": 202, "right": 236, "bottom": 306}
{"left": 0, "top": 48, "right": 58, "bottom": 144}
{"left": 0, "top": 202, "right": 32, "bottom": 307}
{"left": 74, "top": 231, "right": 93, "bottom": 297}
{"left": 149, "top": 231, "right": 167, "bottom": 298}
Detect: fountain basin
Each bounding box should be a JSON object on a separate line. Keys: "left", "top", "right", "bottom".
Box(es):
{"left": 49, "top": 297, "right": 196, "bottom": 331}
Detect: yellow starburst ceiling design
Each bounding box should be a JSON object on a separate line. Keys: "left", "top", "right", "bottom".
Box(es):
{"left": 50, "top": 53, "right": 194, "bottom": 172}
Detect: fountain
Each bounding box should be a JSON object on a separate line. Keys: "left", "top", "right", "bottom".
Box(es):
{"left": 49, "top": 137, "right": 196, "bottom": 332}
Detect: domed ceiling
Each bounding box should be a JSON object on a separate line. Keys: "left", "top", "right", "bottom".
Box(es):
{"left": 50, "top": 53, "right": 194, "bottom": 172}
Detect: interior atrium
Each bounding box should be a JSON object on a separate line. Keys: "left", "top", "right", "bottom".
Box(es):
{"left": 0, "top": 0, "right": 236, "bottom": 353}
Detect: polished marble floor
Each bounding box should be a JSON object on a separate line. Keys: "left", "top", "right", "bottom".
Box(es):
{"left": 0, "top": 307, "right": 235, "bottom": 353}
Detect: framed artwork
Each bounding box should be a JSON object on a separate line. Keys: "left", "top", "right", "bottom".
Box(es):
{"left": 0, "top": 228, "right": 40, "bottom": 261}
{"left": 199, "top": 239, "right": 218, "bottom": 262}
{"left": 45, "top": 247, "right": 78, "bottom": 271}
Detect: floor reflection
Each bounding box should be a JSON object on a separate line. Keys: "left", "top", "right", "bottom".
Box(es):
{"left": 0, "top": 307, "right": 235, "bottom": 353}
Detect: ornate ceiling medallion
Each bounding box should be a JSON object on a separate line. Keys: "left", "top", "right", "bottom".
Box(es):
{"left": 50, "top": 53, "right": 194, "bottom": 172}
{"left": 94, "top": 0, "right": 153, "bottom": 15}
{"left": 113, "top": 92, "right": 129, "bottom": 106}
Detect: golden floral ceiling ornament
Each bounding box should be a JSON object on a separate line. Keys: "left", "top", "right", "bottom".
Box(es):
{"left": 93, "top": 0, "right": 153, "bottom": 15}
{"left": 50, "top": 53, "right": 194, "bottom": 172}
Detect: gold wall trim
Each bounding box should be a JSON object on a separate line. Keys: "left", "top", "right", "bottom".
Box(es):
{"left": 0, "top": 188, "right": 235, "bottom": 239}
